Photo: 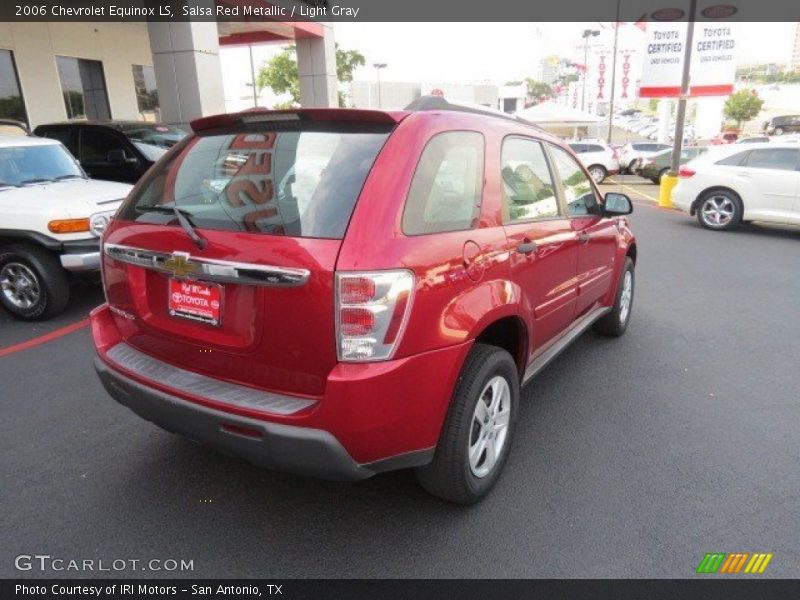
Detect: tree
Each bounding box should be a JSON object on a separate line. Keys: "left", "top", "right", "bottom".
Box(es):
{"left": 257, "top": 44, "right": 365, "bottom": 108}
{"left": 524, "top": 78, "right": 554, "bottom": 104}
{"left": 256, "top": 46, "right": 300, "bottom": 105}
{"left": 723, "top": 89, "right": 764, "bottom": 128}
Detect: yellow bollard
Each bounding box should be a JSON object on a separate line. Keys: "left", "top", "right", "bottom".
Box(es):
{"left": 659, "top": 173, "right": 678, "bottom": 209}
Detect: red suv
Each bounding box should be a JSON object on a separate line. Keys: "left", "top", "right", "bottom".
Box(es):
{"left": 92, "top": 97, "right": 636, "bottom": 504}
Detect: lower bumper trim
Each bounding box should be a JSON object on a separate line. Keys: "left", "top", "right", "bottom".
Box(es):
{"left": 94, "top": 355, "right": 433, "bottom": 480}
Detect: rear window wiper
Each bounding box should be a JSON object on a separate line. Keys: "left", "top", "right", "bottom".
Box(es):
{"left": 137, "top": 204, "right": 207, "bottom": 250}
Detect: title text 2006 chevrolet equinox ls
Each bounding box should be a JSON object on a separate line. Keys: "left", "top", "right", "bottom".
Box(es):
{"left": 92, "top": 97, "right": 636, "bottom": 504}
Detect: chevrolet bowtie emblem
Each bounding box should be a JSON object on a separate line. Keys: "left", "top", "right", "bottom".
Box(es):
{"left": 164, "top": 252, "right": 199, "bottom": 278}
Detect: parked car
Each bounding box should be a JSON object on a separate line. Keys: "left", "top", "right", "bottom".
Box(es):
{"left": 639, "top": 147, "right": 708, "bottom": 184}
{"left": 710, "top": 130, "right": 739, "bottom": 145}
{"left": 763, "top": 115, "right": 800, "bottom": 136}
{"left": 568, "top": 140, "right": 619, "bottom": 183}
{"left": 91, "top": 99, "right": 637, "bottom": 504}
{"left": 672, "top": 143, "right": 800, "bottom": 231}
{"left": 34, "top": 120, "right": 186, "bottom": 184}
{"left": 0, "top": 135, "right": 131, "bottom": 319}
{"left": 0, "top": 119, "right": 29, "bottom": 136}
{"left": 618, "top": 141, "right": 671, "bottom": 174}
{"left": 736, "top": 136, "right": 770, "bottom": 144}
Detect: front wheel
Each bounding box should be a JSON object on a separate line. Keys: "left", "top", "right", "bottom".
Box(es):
{"left": 0, "top": 245, "right": 69, "bottom": 320}
{"left": 415, "top": 344, "right": 519, "bottom": 505}
{"left": 593, "top": 257, "right": 634, "bottom": 337}
{"left": 588, "top": 165, "right": 608, "bottom": 184}
{"left": 773, "top": 127, "right": 784, "bottom": 136}
{"left": 696, "top": 190, "right": 742, "bottom": 231}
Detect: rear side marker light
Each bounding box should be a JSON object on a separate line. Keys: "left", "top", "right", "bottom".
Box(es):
{"left": 48, "top": 218, "right": 90, "bottom": 234}
{"left": 336, "top": 270, "right": 415, "bottom": 362}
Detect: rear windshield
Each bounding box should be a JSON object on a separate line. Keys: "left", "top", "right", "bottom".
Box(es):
{"left": 118, "top": 122, "right": 392, "bottom": 239}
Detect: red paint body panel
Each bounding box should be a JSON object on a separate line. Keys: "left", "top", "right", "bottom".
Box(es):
{"left": 92, "top": 106, "right": 635, "bottom": 471}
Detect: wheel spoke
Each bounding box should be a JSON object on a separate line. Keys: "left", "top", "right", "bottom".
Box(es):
{"left": 469, "top": 436, "right": 487, "bottom": 468}
{"left": 493, "top": 409, "right": 510, "bottom": 431}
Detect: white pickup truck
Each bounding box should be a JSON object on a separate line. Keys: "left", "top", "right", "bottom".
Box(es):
{"left": 0, "top": 134, "right": 132, "bottom": 320}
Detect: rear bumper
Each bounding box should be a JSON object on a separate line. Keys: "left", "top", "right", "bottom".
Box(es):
{"left": 95, "top": 356, "right": 430, "bottom": 480}
{"left": 91, "top": 304, "right": 469, "bottom": 480}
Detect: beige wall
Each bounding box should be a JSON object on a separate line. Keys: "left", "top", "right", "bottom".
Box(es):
{"left": 0, "top": 22, "right": 153, "bottom": 127}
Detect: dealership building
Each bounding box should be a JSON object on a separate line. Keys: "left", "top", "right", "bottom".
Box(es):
{"left": 0, "top": 12, "right": 337, "bottom": 130}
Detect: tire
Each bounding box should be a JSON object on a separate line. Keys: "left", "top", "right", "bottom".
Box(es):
{"left": 658, "top": 168, "right": 670, "bottom": 183}
{"left": 415, "top": 343, "right": 519, "bottom": 505}
{"left": 0, "top": 244, "right": 69, "bottom": 320}
{"left": 773, "top": 127, "right": 784, "bottom": 136}
{"left": 593, "top": 257, "right": 634, "bottom": 337}
{"left": 588, "top": 165, "right": 608, "bottom": 184}
{"left": 629, "top": 158, "right": 641, "bottom": 174}
{"left": 695, "top": 189, "right": 743, "bottom": 231}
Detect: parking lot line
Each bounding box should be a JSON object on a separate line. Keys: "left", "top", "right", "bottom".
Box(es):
{"left": 0, "top": 317, "right": 90, "bottom": 358}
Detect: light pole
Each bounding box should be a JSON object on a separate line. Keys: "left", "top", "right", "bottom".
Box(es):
{"left": 581, "top": 29, "right": 600, "bottom": 112}
{"left": 248, "top": 45, "right": 258, "bottom": 108}
{"left": 373, "top": 63, "right": 387, "bottom": 108}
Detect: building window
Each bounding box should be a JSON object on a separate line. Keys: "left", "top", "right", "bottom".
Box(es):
{"left": 56, "top": 56, "right": 111, "bottom": 120}
{"left": 132, "top": 64, "right": 159, "bottom": 121}
{"left": 0, "top": 49, "right": 28, "bottom": 126}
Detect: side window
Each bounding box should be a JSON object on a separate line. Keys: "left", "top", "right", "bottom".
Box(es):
{"left": 80, "top": 129, "right": 127, "bottom": 164}
{"left": 586, "top": 144, "right": 605, "bottom": 153}
{"left": 548, "top": 145, "right": 600, "bottom": 217}
{"left": 742, "top": 148, "right": 800, "bottom": 171}
{"left": 500, "top": 138, "right": 559, "bottom": 223}
{"left": 716, "top": 151, "right": 749, "bottom": 167}
{"left": 402, "top": 131, "right": 484, "bottom": 235}
{"left": 568, "top": 144, "right": 585, "bottom": 154}
{"left": 41, "top": 128, "right": 77, "bottom": 156}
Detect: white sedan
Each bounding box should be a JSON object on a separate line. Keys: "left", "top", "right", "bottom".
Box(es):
{"left": 672, "top": 143, "right": 800, "bottom": 230}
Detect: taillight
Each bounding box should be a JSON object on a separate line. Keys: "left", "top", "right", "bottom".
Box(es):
{"left": 678, "top": 167, "right": 696, "bottom": 178}
{"left": 336, "top": 270, "right": 415, "bottom": 362}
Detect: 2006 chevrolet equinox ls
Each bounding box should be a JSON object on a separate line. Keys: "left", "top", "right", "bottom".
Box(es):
{"left": 92, "top": 97, "right": 636, "bottom": 504}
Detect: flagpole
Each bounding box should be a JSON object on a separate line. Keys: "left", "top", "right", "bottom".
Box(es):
{"left": 606, "top": 0, "right": 621, "bottom": 144}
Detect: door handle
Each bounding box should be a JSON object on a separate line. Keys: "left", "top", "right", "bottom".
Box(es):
{"left": 517, "top": 241, "right": 538, "bottom": 255}
{"left": 578, "top": 233, "right": 590, "bottom": 244}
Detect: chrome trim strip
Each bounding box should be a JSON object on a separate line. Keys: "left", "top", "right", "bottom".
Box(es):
{"left": 104, "top": 243, "right": 310, "bottom": 287}
{"left": 105, "top": 343, "right": 316, "bottom": 416}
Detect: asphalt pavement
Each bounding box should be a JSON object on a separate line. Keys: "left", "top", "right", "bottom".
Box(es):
{"left": 2, "top": 178, "right": 799, "bottom": 578}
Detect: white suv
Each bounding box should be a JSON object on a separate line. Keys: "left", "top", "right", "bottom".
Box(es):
{"left": 0, "top": 135, "right": 131, "bottom": 319}
{"left": 568, "top": 140, "right": 619, "bottom": 183}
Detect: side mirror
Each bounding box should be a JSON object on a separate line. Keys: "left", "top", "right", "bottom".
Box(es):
{"left": 603, "top": 192, "right": 633, "bottom": 216}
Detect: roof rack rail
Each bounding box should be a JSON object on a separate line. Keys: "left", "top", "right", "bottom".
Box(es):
{"left": 404, "top": 96, "right": 542, "bottom": 130}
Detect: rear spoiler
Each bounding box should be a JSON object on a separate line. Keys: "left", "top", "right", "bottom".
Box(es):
{"left": 191, "top": 108, "right": 408, "bottom": 133}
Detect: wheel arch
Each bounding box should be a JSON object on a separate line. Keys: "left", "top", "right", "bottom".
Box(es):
{"left": 473, "top": 314, "right": 528, "bottom": 379}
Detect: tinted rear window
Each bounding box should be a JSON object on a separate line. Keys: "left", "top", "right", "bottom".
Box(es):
{"left": 119, "top": 122, "right": 392, "bottom": 239}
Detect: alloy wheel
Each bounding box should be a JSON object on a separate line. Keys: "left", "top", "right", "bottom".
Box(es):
{"left": 589, "top": 167, "right": 605, "bottom": 183}
{"left": 468, "top": 375, "right": 511, "bottom": 478}
{"left": 0, "top": 262, "right": 41, "bottom": 309}
{"left": 700, "top": 195, "right": 736, "bottom": 228}
{"left": 619, "top": 270, "right": 633, "bottom": 324}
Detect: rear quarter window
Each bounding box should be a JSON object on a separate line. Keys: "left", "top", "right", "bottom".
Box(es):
{"left": 118, "top": 121, "right": 392, "bottom": 239}
{"left": 402, "top": 131, "right": 484, "bottom": 235}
